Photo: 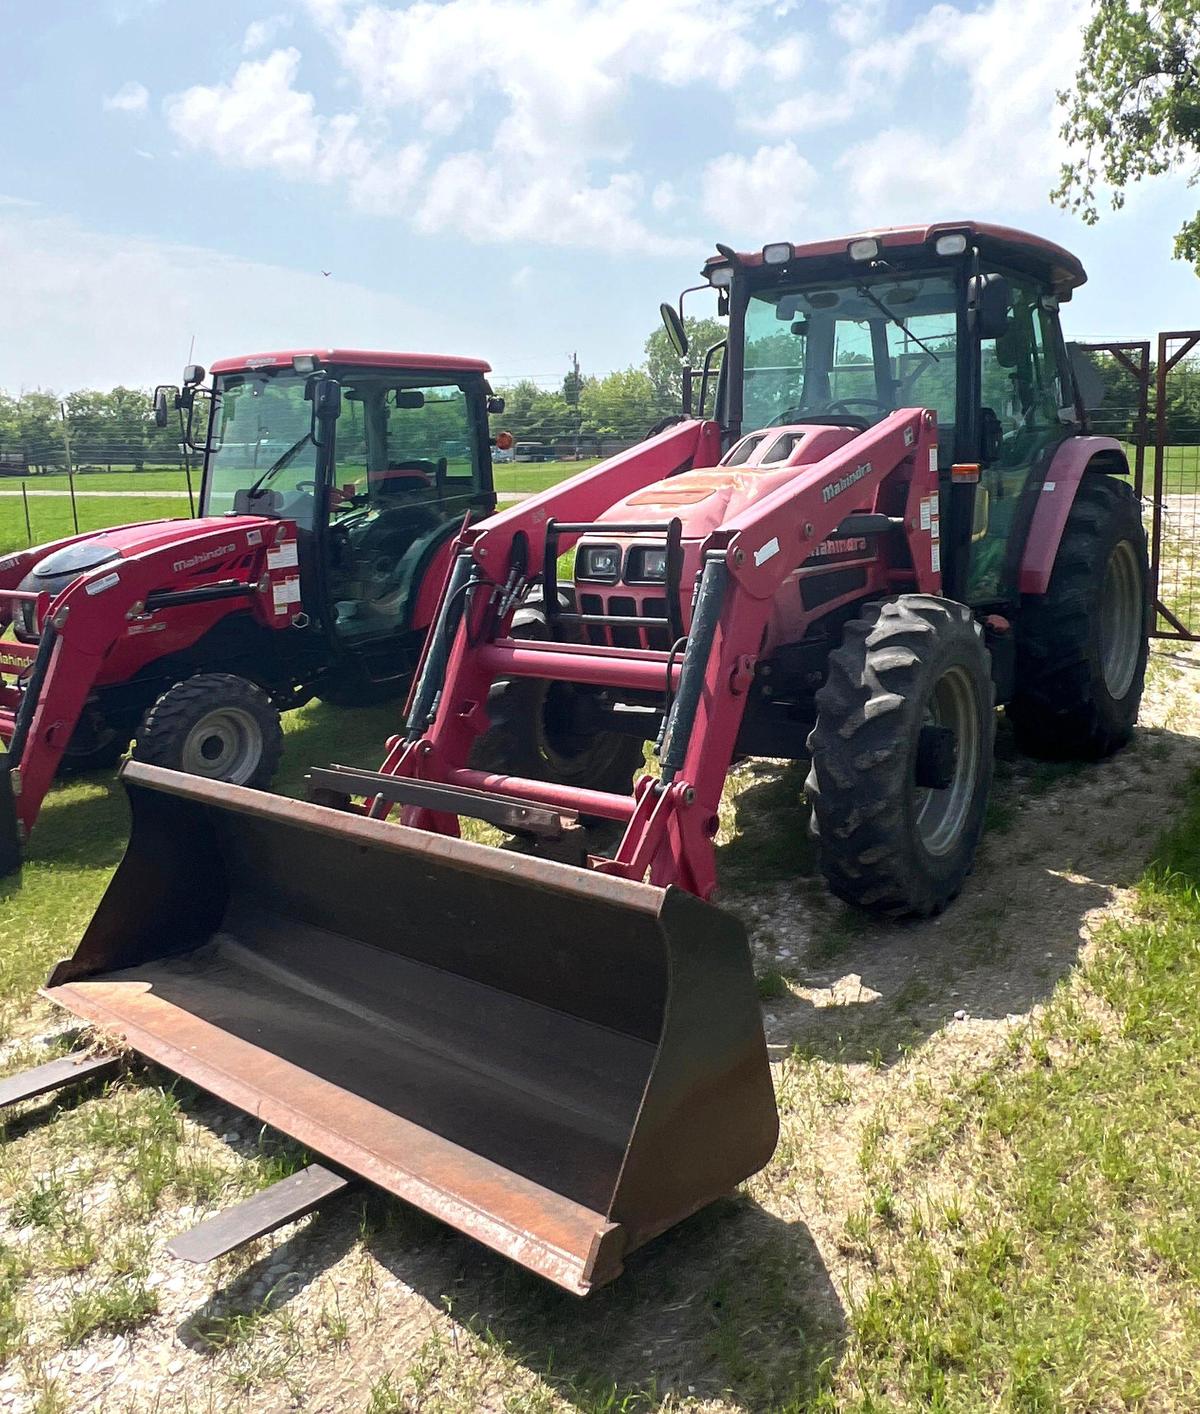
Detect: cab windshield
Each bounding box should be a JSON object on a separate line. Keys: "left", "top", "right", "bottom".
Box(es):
{"left": 200, "top": 368, "right": 484, "bottom": 529}
{"left": 741, "top": 270, "right": 958, "bottom": 460}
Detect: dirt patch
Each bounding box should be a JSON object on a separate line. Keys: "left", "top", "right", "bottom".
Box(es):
{"left": 1, "top": 644, "right": 1199, "bottom": 1412}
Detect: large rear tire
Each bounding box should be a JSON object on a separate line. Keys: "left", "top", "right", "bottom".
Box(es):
{"left": 1007, "top": 475, "right": 1148, "bottom": 759}
{"left": 131, "top": 673, "right": 283, "bottom": 789}
{"left": 806, "top": 595, "right": 995, "bottom": 917}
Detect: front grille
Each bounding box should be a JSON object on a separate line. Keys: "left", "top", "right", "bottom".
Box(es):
{"left": 579, "top": 591, "right": 671, "bottom": 650}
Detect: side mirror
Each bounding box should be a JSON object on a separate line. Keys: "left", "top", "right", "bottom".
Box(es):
{"left": 968, "top": 273, "right": 1011, "bottom": 341}
{"left": 1067, "top": 343, "right": 1106, "bottom": 414}
{"left": 314, "top": 378, "right": 342, "bottom": 419}
{"left": 152, "top": 385, "right": 176, "bottom": 429}
{"left": 659, "top": 302, "right": 689, "bottom": 359}
{"left": 309, "top": 376, "right": 342, "bottom": 447}
{"left": 182, "top": 364, "right": 206, "bottom": 387}
{"left": 487, "top": 395, "right": 505, "bottom": 415}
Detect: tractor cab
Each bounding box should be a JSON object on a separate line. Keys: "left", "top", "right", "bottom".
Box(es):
{"left": 161, "top": 350, "right": 498, "bottom": 686}
{"left": 687, "top": 222, "right": 1088, "bottom": 608}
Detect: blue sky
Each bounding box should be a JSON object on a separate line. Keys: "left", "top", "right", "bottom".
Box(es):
{"left": 1, "top": 0, "right": 1197, "bottom": 394}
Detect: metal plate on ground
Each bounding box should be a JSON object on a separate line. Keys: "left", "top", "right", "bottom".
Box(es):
{"left": 0, "top": 1051, "right": 119, "bottom": 1109}
{"left": 167, "top": 1163, "right": 352, "bottom": 1263}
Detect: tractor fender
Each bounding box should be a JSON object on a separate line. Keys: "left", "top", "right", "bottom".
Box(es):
{"left": 1017, "top": 436, "right": 1129, "bottom": 596}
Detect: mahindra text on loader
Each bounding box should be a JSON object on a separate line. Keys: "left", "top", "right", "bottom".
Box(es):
{"left": 8, "top": 223, "right": 1150, "bottom": 1296}
{"left": 0, "top": 349, "right": 519, "bottom": 874}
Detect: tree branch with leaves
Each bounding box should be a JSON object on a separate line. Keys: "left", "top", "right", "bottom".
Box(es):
{"left": 1054, "top": 0, "right": 1200, "bottom": 269}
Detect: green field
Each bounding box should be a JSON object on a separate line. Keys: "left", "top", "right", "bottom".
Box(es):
{"left": 0, "top": 462, "right": 597, "bottom": 552}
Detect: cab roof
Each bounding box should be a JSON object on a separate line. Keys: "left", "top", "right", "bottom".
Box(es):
{"left": 209, "top": 349, "right": 492, "bottom": 376}
{"left": 704, "top": 221, "right": 1087, "bottom": 295}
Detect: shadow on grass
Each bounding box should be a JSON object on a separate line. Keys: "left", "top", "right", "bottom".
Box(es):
{"left": 714, "top": 718, "right": 1200, "bottom": 1070}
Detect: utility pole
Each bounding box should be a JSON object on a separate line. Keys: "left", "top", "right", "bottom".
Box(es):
{"left": 570, "top": 350, "right": 581, "bottom": 460}
{"left": 59, "top": 401, "right": 79, "bottom": 534}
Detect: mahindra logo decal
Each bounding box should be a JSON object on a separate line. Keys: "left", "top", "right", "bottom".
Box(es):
{"left": 821, "top": 462, "right": 872, "bottom": 503}
{"left": 172, "top": 543, "right": 236, "bottom": 573}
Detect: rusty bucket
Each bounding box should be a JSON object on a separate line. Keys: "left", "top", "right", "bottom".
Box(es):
{"left": 44, "top": 762, "right": 778, "bottom": 1294}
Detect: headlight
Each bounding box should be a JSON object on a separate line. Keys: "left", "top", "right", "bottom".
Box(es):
{"left": 577, "top": 544, "right": 622, "bottom": 582}
{"left": 626, "top": 545, "right": 668, "bottom": 582}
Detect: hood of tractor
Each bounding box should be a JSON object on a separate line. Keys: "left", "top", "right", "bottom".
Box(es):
{"left": 7, "top": 516, "right": 278, "bottom": 640}
{"left": 584, "top": 422, "right": 862, "bottom": 543}
{"left": 24, "top": 517, "right": 271, "bottom": 580}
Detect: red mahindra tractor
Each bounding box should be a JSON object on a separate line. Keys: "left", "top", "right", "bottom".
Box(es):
{"left": 16, "top": 223, "right": 1152, "bottom": 1296}
{"left": 0, "top": 349, "right": 509, "bottom": 874}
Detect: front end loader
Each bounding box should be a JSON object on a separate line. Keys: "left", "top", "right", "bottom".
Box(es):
{"left": 11, "top": 223, "right": 1150, "bottom": 1293}
{"left": 0, "top": 349, "right": 505, "bottom": 875}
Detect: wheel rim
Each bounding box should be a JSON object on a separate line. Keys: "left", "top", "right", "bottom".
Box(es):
{"left": 180, "top": 707, "right": 263, "bottom": 785}
{"left": 913, "top": 666, "right": 981, "bottom": 857}
{"left": 1100, "top": 540, "right": 1143, "bottom": 700}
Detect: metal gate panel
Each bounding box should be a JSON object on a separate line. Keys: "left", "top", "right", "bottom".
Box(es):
{"left": 1153, "top": 332, "right": 1200, "bottom": 641}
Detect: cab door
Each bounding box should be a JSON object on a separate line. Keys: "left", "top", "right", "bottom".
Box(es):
{"left": 965, "top": 274, "right": 1074, "bottom": 604}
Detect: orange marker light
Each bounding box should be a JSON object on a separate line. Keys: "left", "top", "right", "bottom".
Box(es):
{"left": 495, "top": 430, "right": 514, "bottom": 450}
{"left": 951, "top": 463, "right": 981, "bottom": 483}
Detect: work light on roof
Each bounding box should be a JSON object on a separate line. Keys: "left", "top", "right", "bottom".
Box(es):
{"left": 935, "top": 233, "right": 968, "bottom": 256}
{"left": 292, "top": 355, "right": 321, "bottom": 374}
{"left": 707, "top": 265, "right": 733, "bottom": 288}
{"left": 762, "top": 242, "right": 794, "bottom": 266}
{"left": 848, "top": 237, "right": 880, "bottom": 262}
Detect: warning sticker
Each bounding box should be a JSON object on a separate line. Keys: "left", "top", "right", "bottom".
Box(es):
{"left": 920, "top": 497, "right": 932, "bottom": 531}
{"left": 268, "top": 540, "right": 299, "bottom": 569}
{"left": 85, "top": 572, "right": 120, "bottom": 596}
{"left": 930, "top": 513, "right": 940, "bottom": 541}
{"left": 753, "top": 536, "right": 781, "bottom": 567}
{"left": 931, "top": 543, "right": 941, "bottom": 574}
{"left": 272, "top": 577, "right": 302, "bottom": 611}
{"left": 246, "top": 529, "right": 263, "bottom": 547}
{"left": 929, "top": 448, "right": 938, "bottom": 473}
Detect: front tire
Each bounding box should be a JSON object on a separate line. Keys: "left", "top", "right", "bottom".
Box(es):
{"left": 1007, "top": 475, "right": 1148, "bottom": 759}
{"left": 131, "top": 673, "right": 283, "bottom": 788}
{"left": 806, "top": 595, "right": 995, "bottom": 917}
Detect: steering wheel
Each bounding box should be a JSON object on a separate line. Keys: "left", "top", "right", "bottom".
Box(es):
{"left": 768, "top": 405, "right": 872, "bottom": 430}
{"left": 826, "top": 398, "right": 891, "bottom": 418}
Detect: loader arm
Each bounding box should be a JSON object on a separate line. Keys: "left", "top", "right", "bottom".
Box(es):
{"left": 1, "top": 520, "right": 297, "bottom": 869}
{"left": 376, "top": 407, "right": 941, "bottom": 898}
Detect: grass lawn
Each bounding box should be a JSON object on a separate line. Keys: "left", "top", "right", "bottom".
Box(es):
{"left": 0, "top": 463, "right": 592, "bottom": 552}
{"left": 0, "top": 496, "right": 193, "bottom": 553}
{"left": 827, "top": 777, "right": 1200, "bottom": 1409}
{"left": 0, "top": 674, "right": 1197, "bottom": 1408}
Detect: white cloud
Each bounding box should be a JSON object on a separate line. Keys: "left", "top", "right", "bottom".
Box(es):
{"left": 156, "top": 0, "right": 813, "bottom": 253}
{"left": 0, "top": 208, "right": 433, "bottom": 393}
{"left": 243, "top": 14, "right": 292, "bottom": 53}
{"left": 740, "top": 96, "right": 848, "bottom": 138}
{"left": 840, "top": 0, "right": 1088, "bottom": 219}
{"left": 103, "top": 81, "right": 149, "bottom": 114}
{"left": 702, "top": 142, "right": 816, "bottom": 238}
{"left": 651, "top": 181, "right": 677, "bottom": 213}
{"left": 164, "top": 48, "right": 425, "bottom": 208}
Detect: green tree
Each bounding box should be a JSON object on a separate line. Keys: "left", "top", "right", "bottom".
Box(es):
{"left": 644, "top": 315, "right": 727, "bottom": 412}
{"left": 579, "top": 368, "right": 660, "bottom": 438}
{"left": 1055, "top": 0, "right": 1200, "bottom": 270}
{"left": 17, "top": 390, "right": 65, "bottom": 472}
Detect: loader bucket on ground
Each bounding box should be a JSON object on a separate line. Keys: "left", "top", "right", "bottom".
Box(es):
{"left": 44, "top": 762, "right": 778, "bottom": 1294}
